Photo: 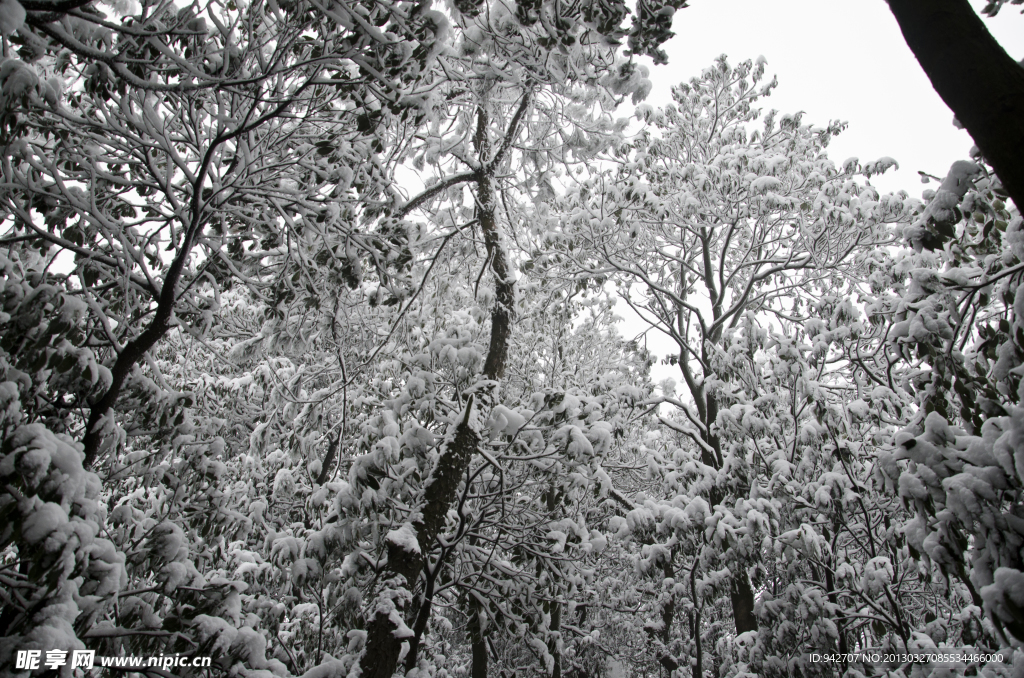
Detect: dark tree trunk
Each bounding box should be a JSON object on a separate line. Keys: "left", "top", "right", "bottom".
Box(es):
{"left": 887, "top": 0, "right": 1024, "bottom": 210}
{"left": 469, "top": 604, "right": 489, "bottom": 678}
{"left": 548, "top": 601, "right": 562, "bottom": 678}
{"left": 315, "top": 435, "right": 339, "bottom": 486}
{"left": 359, "top": 403, "right": 482, "bottom": 678}
{"left": 358, "top": 94, "right": 529, "bottom": 678}
{"left": 79, "top": 111, "right": 265, "bottom": 467}
{"left": 824, "top": 559, "right": 849, "bottom": 656}
{"left": 689, "top": 558, "right": 703, "bottom": 678}
{"left": 700, "top": 392, "right": 757, "bottom": 636}
{"left": 645, "top": 560, "right": 680, "bottom": 673}
{"left": 81, "top": 274, "right": 176, "bottom": 467}
{"left": 361, "top": 609, "right": 408, "bottom": 677}
{"left": 404, "top": 565, "right": 437, "bottom": 672}
{"left": 730, "top": 573, "right": 757, "bottom": 634}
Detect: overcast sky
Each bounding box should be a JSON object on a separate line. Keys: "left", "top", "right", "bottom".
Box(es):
{"left": 640, "top": 0, "right": 1024, "bottom": 195}
{"left": 625, "top": 1, "right": 1023, "bottom": 385}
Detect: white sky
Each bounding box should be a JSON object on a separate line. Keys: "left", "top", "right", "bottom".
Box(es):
{"left": 623, "top": 0, "right": 1024, "bottom": 387}
{"left": 641, "top": 0, "right": 1024, "bottom": 195}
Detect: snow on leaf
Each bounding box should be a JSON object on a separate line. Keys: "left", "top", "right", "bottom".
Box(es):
{"left": 386, "top": 523, "right": 420, "bottom": 556}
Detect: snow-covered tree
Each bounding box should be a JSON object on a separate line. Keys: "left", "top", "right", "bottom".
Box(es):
{"left": 339, "top": 2, "right": 688, "bottom": 674}
{"left": 545, "top": 56, "right": 934, "bottom": 675}
{"left": 0, "top": 0, "right": 456, "bottom": 468}
{"left": 8, "top": 0, "right": 1016, "bottom": 673}
{"left": 0, "top": 0, "right": 701, "bottom": 671}
{"left": 875, "top": 157, "right": 1024, "bottom": 667}
{"left": 0, "top": 0, "right": 457, "bottom": 662}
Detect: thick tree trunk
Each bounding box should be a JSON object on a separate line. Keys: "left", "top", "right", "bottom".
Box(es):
{"left": 360, "top": 402, "right": 482, "bottom": 678}
{"left": 699, "top": 392, "right": 757, "bottom": 636}
{"left": 403, "top": 566, "right": 436, "bottom": 672}
{"left": 361, "top": 608, "right": 408, "bottom": 676}
{"left": 730, "top": 574, "right": 757, "bottom": 634}
{"left": 81, "top": 313, "right": 171, "bottom": 467}
{"left": 357, "top": 101, "right": 520, "bottom": 678}
{"left": 887, "top": 0, "right": 1024, "bottom": 210}
{"left": 645, "top": 560, "right": 680, "bottom": 673}
{"left": 650, "top": 601, "right": 679, "bottom": 672}
{"left": 466, "top": 533, "right": 489, "bottom": 678}
{"left": 824, "top": 560, "right": 849, "bottom": 656}
{"left": 469, "top": 603, "right": 489, "bottom": 678}
{"left": 81, "top": 223, "right": 202, "bottom": 466}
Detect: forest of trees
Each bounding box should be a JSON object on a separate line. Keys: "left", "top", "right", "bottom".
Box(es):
{"left": 0, "top": 0, "right": 1022, "bottom": 676}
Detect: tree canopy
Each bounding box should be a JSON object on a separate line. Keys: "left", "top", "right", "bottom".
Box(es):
{"left": 0, "top": 1, "right": 1023, "bottom": 678}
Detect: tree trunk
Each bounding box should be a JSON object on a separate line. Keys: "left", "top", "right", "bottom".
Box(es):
{"left": 646, "top": 560, "right": 680, "bottom": 673}
{"left": 548, "top": 601, "right": 562, "bottom": 678}
{"left": 80, "top": 118, "right": 244, "bottom": 468}
{"left": 81, "top": 274, "right": 175, "bottom": 467}
{"left": 730, "top": 574, "right": 757, "bottom": 634}
{"left": 699, "top": 392, "right": 757, "bottom": 636}
{"left": 357, "top": 102, "right": 519, "bottom": 678}
{"left": 469, "top": 602, "right": 489, "bottom": 678}
{"left": 689, "top": 558, "right": 703, "bottom": 678}
{"left": 359, "top": 400, "right": 482, "bottom": 678}
{"left": 361, "top": 607, "right": 408, "bottom": 677}
{"left": 403, "top": 565, "right": 436, "bottom": 672}
{"left": 887, "top": 0, "right": 1024, "bottom": 210}
{"left": 824, "top": 560, "right": 849, "bottom": 657}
